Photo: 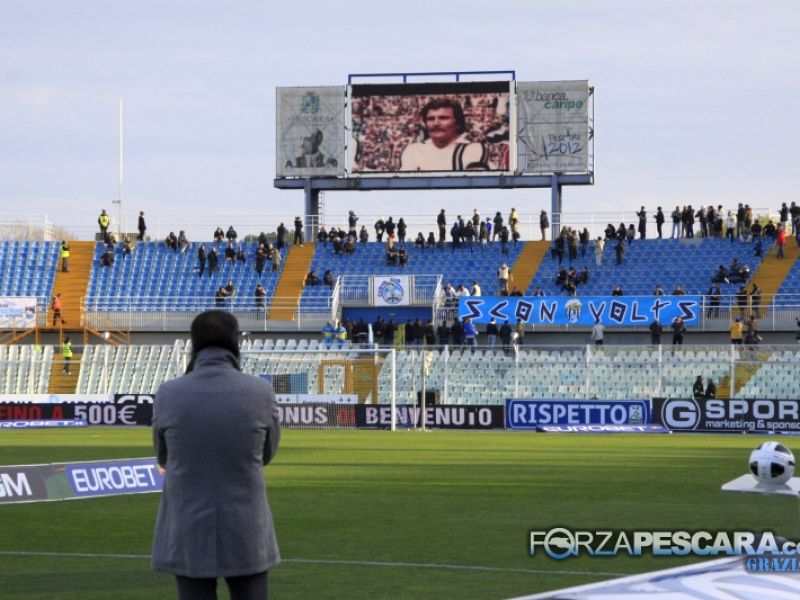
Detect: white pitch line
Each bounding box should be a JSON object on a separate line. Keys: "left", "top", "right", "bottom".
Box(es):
{"left": 0, "top": 550, "right": 626, "bottom": 577}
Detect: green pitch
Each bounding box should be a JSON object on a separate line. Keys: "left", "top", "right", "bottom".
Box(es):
{"left": 0, "top": 429, "right": 789, "bottom": 599}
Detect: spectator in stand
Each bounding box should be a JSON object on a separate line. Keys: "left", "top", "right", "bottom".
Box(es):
{"left": 653, "top": 283, "right": 665, "bottom": 296}
{"left": 568, "top": 230, "right": 578, "bottom": 262}
{"left": 436, "top": 321, "right": 450, "bottom": 346}
{"left": 383, "top": 319, "right": 396, "bottom": 346}
{"left": 214, "top": 286, "right": 226, "bottom": 307}
{"left": 672, "top": 284, "right": 686, "bottom": 296}
{"left": 615, "top": 239, "right": 625, "bottom": 265}
{"left": 655, "top": 207, "right": 665, "bottom": 239}
{"left": 137, "top": 211, "right": 147, "bottom": 241}
{"left": 776, "top": 225, "right": 787, "bottom": 259}
{"left": 579, "top": 228, "right": 590, "bottom": 259}
{"left": 177, "top": 231, "right": 189, "bottom": 253}
{"left": 254, "top": 283, "right": 266, "bottom": 310}
{"left": 750, "top": 284, "right": 762, "bottom": 317}
{"left": 729, "top": 317, "right": 744, "bottom": 344}
{"left": 578, "top": 266, "right": 590, "bottom": 286}
{"left": 207, "top": 246, "right": 219, "bottom": 275}
{"left": 463, "top": 318, "right": 478, "bottom": 348}
{"left": 101, "top": 248, "right": 114, "bottom": 267}
{"left": 486, "top": 318, "right": 498, "bottom": 347}
{"left": 463, "top": 221, "right": 476, "bottom": 253}
{"left": 697, "top": 206, "right": 708, "bottom": 238}
{"left": 385, "top": 217, "right": 396, "bottom": 241}
{"left": 693, "top": 376, "right": 705, "bottom": 400}
{"left": 213, "top": 227, "right": 225, "bottom": 242}
{"left": 510, "top": 287, "right": 523, "bottom": 297}
{"left": 386, "top": 246, "right": 398, "bottom": 266}
{"left": 649, "top": 319, "right": 663, "bottom": 345}
{"left": 359, "top": 226, "right": 369, "bottom": 245}
{"left": 224, "top": 242, "right": 236, "bottom": 262}
{"left": 293, "top": 217, "right": 304, "bottom": 246}
{"left": 763, "top": 219, "right": 777, "bottom": 242}
{"left": 492, "top": 212, "right": 504, "bottom": 241}
{"left": 499, "top": 320, "right": 512, "bottom": 355}
{"left": 270, "top": 248, "right": 281, "bottom": 273}
{"left": 470, "top": 280, "right": 482, "bottom": 296}
{"left": 611, "top": 285, "right": 623, "bottom": 296}
{"left": 254, "top": 246, "right": 266, "bottom": 278}
{"left": 414, "top": 232, "right": 425, "bottom": 250}
{"left": 671, "top": 316, "right": 686, "bottom": 345}
{"left": 736, "top": 285, "right": 749, "bottom": 316}
{"left": 751, "top": 220, "right": 763, "bottom": 256}
{"left": 484, "top": 218, "right": 493, "bottom": 246}
{"left": 276, "top": 222, "right": 287, "bottom": 250}
{"left": 397, "top": 218, "right": 407, "bottom": 244}
{"left": 684, "top": 205, "right": 695, "bottom": 238}
{"left": 165, "top": 231, "right": 178, "bottom": 251}
{"left": 725, "top": 211, "right": 737, "bottom": 242}
{"left": 51, "top": 293, "right": 65, "bottom": 326}
{"left": 226, "top": 226, "right": 238, "bottom": 242}
{"left": 478, "top": 220, "right": 488, "bottom": 252}
{"left": 98, "top": 209, "right": 110, "bottom": 238}
{"left": 450, "top": 319, "right": 463, "bottom": 346}
{"left": 539, "top": 210, "right": 549, "bottom": 241}
{"left": 671, "top": 206, "right": 682, "bottom": 239}
{"left": 743, "top": 206, "right": 753, "bottom": 241}
{"left": 426, "top": 232, "right": 437, "bottom": 250}
{"left": 604, "top": 223, "right": 617, "bottom": 240}
{"left": 499, "top": 225, "right": 510, "bottom": 256}
{"left": 498, "top": 262, "right": 510, "bottom": 294}
{"left": 374, "top": 217, "right": 385, "bottom": 243}
{"left": 223, "top": 280, "right": 236, "bottom": 299}
{"left": 433, "top": 209, "right": 446, "bottom": 244}
{"left": 347, "top": 210, "right": 358, "bottom": 235}
{"left": 636, "top": 206, "right": 647, "bottom": 240}
{"left": 305, "top": 270, "right": 321, "bottom": 286}
{"left": 707, "top": 281, "right": 722, "bottom": 317}
{"left": 591, "top": 319, "right": 604, "bottom": 346}
{"left": 197, "top": 245, "right": 206, "bottom": 277}
{"left": 515, "top": 319, "right": 526, "bottom": 346}
{"left": 626, "top": 224, "right": 636, "bottom": 244}
{"left": 317, "top": 226, "right": 329, "bottom": 247}
{"left": 424, "top": 320, "right": 436, "bottom": 346}
{"left": 594, "top": 237, "right": 604, "bottom": 268}
{"left": 121, "top": 239, "right": 133, "bottom": 255}
{"left": 398, "top": 246, "right": 408, "bottom": 266}
{"left": 323, "top": 270, "right": 335, "bottom": 290}
{"left": 705, "top": 378, "right": 717, "bottom": 399}
{"left": 236, "top": 246, "right": 246, "bottom": 264}
{"left": 60, "top": 240, "right": 70, "bottom": 272}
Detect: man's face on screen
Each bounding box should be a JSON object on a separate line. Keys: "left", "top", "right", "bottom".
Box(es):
{"left": 424, "top": 107, "right": 458, "bottom": 148}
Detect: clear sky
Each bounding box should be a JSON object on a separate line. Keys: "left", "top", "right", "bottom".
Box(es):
{"left": 2, "top": 0, "right": 798, "bottom": 237}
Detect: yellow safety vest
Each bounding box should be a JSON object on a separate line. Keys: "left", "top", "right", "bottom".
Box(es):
{"left": 62, "top": 342, "right": 73, "bottom": 359}
{"left": 99, "top": 215, "right": 110, "bottom": 228}
{"left": 60, "top": 244, "right": 70, "bottom": 258}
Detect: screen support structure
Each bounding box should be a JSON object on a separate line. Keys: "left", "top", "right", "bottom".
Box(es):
{"left": 276, "top": 173, "right": 591, "bottom": 240}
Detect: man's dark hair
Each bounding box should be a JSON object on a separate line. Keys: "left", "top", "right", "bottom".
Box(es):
{"left": 187, "top": 310, "right": 240, "bottom": 373}
{"left": 420, "top": 98, "right": 466, "bottom": 134}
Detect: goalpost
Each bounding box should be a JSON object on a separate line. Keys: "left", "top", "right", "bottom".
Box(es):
{"left": 238, "top": 346, "right": 404, "bottom": 430}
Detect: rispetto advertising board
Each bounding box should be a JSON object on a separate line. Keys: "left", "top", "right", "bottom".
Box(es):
{"left": 349, "top": 81, "right": 513, "bottom": 175}
{"left": 506, "top": 399, "right": 651, "bottom": 430}
{"left": 653, "top": 398, "right": 800, "bottom": 433}
{"left": 356, "top": 405, "right": 504, "bottom": 430}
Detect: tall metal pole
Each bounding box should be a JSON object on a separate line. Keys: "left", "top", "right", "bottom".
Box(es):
{"left": 115, "top": 97, "right": 124, "bottom": 237}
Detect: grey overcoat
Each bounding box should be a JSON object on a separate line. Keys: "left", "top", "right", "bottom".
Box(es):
{"left": 151, "top": 346, "right": 281, "bottom": 578}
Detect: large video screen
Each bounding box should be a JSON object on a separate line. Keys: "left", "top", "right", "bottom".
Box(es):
{"left": 349, "top": 81, "right": 512, "bottom": 175}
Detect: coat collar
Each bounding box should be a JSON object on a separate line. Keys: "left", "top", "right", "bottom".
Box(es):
{"left": 191, "top": 346, "right": 241, "bottom": 371}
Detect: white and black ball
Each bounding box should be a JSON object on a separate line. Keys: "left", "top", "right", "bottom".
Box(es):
{"left": 749, "top": 442, "right": 795, "bottom": 485}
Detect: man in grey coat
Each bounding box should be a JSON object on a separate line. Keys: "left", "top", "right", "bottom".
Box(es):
{"left": 152, "top": 310, "right": 280, "bottom": 599}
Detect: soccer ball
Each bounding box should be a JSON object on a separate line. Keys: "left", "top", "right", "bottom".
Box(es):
{"left": 749, "top": 442, "right": 795, "bottom": 485}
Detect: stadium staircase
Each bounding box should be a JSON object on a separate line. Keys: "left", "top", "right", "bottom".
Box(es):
{"left": 47, "top": 352, "right": 81, "bottom": 393}
{"left": 747, "top": 240, "right": 800, "bottom": 309}
{"left": 49, "top": 241, "right": 93, "bottom": 329}
{"left": 270, "top": 243, "right": 316, "bottom": 320}
{"left": 510, "top": 241, "right": 549, "bottom": 293}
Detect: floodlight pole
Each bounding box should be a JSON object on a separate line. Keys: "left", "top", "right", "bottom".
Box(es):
{"left": 304, "top": 179, "right": 320, "bottom": 239}
{"left": 550, "top": 174, "right": 562, "bottom": 240}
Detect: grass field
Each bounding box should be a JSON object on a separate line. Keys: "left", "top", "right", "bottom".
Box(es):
{"left": 0, "top": 428, "right": 794, "bottom": 599}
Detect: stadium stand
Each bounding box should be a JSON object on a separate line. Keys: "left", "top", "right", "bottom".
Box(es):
{"left": 76, "top": 342, "right": 185, "bottom": 394}
{"left": 527, "top": 237, "right": 766, "bottom": 298}
{"left": 85, "top": 242, "right": 288, "bottom": 311}
{"left": 0, "top": 344, "right": 53, "bottom": 393}
{"left": 0, "top": 240, "right": 59, "bottom": 300}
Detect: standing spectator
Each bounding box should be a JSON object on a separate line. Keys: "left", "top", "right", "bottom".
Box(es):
{"left": 323, "top": 269, "right": 335, "bottom": 289}
{"left": 197, "top": 244, "right": 206, "bottom": 277}
{"left": 655, "top": 207, "right": 665, "bottom": 239}
{"left": 539, "top": 210, "right": 549, "bottom": 241}
{"left": 649, "top": 320, "right": 662, "bottom": 345}
{"left": 471, "top": 209, "right": 481, "bottom": 231}
{"left": 776, "top": 225, "right": 787, "bottom": 259}
{"left": 397, "top": 218, "right": 407, "bottom": 244}
{"left": 276, "top": 222, "right": 287, "bottom": 250}
{"left": 254, "top": 246, "right": 266, "bottom": 278}
{"left": 384, "top": 217, "right": 396, "bottom": 240}
{"left": 499, "top": 225, "right": 510, "bottom": 256}
{"left": 515, "top": 319, "right": 526, "bottom": 346}
{"left": 98, "top": 209, "right": 110, "bottom": 238}
{"left": 750, "top": 283, "right": 762, "bottom": 318}
{"left": 151, "top": 311, "right": 280, "bottom": 599}
{"left": 463, "top": 318, "right": 478, "bottom": 348}
{"left": 497, "top": 263, "right": 510, "bottom": 294}
{"left": 729, "top": 317, "right": 744, "bottom": 345}
{"left": 236, "top": 246, "right": 247, "bottom": 264}
{"left": 672, "top": 316, "right": 686, "bottom": 345}
{"left": 436, "top": 320, "right": 450, "bottom": 346}
{"left": 178, "top": 231, "right": 190, "bottom": 253}
{"left": 436, "top": 210, "right": 446, "bottom": 244}
{"left": 697, "top": 206, "right": 708, "bottom": 238}
{"left": 594, "top": 237, "right": 604, "bottom": 268}
{"left": 591, "top": 319, "right": 605, "bottom": 346}
{"left": 692, "top": 376, "right": 705, "bottom": 400}
{"left": 615, "top": 239, "right": 625, "bottom": 265}
{"left": 725, "top": 211, "right": 737, "bottom": 242}
{"left": 254, "top": 283, "right": 266, "bottom": 311}
{"left": 137, "top": 211, "right": 147, "bottom": 241}
{"left": 374, "top": 217, "right": 385, "bottom": 243}
{"left": 707, "top": 281, "right": 721, "bottom": 317}
{"left": 579, "top": 228, "right": 590, "bottom": 259}
{"left": 499, "top": 320, "right": 512, "bottom": 355}
{"left": 317, "top": 226, "right": 329, "bottom": 247}
{"left": 224, "top": 242, "right": 236, "bottom": 262}
{"left": 752, "top": 220, "right": 763, "bottom": 256}
{"left": 705, "top": 378, "right": 717, "bottom": 399}
{"left": 60, "top": 240, "right": 70, "bottom": 272}
{"left": 671, "top": 206, "right": 682, "bottom": 239}
{"left": 213, "top": 227, "right": 225, "bottom": 242}
{"left": 61, "top": 336, "right": 73, "bottom": 374}
{"left": 165, "top": 231, "right": 178, "bottom": 251}
{"left": 450, "top": 319, "right": 463, "bottom": 346}
{"left": 348, "top": 210, "right": 358, "bottom": 234}
{"left": 51, "top": 293, "right": 65, "bottom": 326}
{"left": 492, "top": 211, "right": 504, "bottom": 241}
{"left": 226, "top": 226, "right": 238, "bottom": 242}
{"left": 486, "top": 318, "right": 498, "bottom": 347}
{"left": 636, "top": 206, "right": 647, "bottom": 240}
{"left": 207, "top": 246, "right": 219, "bottom": 275}
{"left": 293, "top": 217, "right": 304, "bottom": 246}
{"left": 359, "top": 226, "right": 369, "bottom": 245}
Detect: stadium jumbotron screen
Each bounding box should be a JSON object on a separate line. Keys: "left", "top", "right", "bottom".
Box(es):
{"left": 348, "top": 81, "right": 512, "bottom": 175}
